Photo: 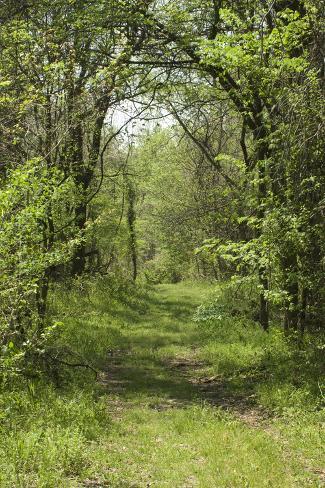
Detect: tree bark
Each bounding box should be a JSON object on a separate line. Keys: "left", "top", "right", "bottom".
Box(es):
{"left": 126, "top": 178, "right": 138, "bottom": 282}
{"left": 255, "top": 130, "right": 270, "bottom": 331}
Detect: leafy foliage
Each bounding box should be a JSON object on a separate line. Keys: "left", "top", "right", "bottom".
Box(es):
{"left": 0, "top": 159, "right": 81, "bottom": 378}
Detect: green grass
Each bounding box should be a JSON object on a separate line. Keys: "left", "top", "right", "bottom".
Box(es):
{"left": 0, "top": 281, "right": 323, "bottom": 487}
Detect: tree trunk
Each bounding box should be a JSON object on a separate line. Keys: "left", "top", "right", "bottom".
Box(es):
{"left": 71, "top": 108, "right": 107, "bottom": 275}
{"left": 126, "top": 178, "right": 137, "bottom": 282}
{"left": 72, "top": 200, "right": 88, "bottom": 275}
{"left": 298, "top": 287, "right": 308, "bottom": 343}
{"left": 282, "top": 252, "right": 299, "bottom": 334}
{"left": 255, "top": 133, "right": 270, "bottom": 331}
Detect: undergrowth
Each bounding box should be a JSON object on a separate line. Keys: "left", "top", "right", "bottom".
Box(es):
{"left": 0, "top": 276, "right": 148, "bottom": 487}
{"left": 194, "top": 281, "right": 324, "bottom": 414}
{"left": 193, "top": 281, "right": 324, "bottom": 482}
{"left": 0, "top": 279, "right": 323, "bottom": 487}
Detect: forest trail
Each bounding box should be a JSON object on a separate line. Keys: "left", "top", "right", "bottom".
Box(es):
{"left": 2, "top": 3, "right": 323, "bottom": 486}
{"left": 87, "top": 284, "right": 316, "bottom": 488}
{"left": 102, "top": 284, "right": 266, "bottom": 427}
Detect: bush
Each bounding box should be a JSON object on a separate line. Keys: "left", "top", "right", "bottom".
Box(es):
{"left": 194, "top": 278, "right": 260, "bottom": 325}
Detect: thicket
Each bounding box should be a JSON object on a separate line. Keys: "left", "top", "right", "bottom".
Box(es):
{"left": 0, "top": 0, "right": 324, "bottom": 381}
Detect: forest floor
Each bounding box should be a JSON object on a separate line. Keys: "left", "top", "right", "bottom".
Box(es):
{"left": 1, "top": 283, "right": 323, "bottom": 487}
{"left": 83, "top": 283, "right": 323, "bottom": 488}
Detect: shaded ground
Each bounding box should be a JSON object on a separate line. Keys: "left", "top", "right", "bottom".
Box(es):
{"left": 2, "top": 283, "right": 323, "bottom": 488}
{"left": 89, "top": 283, "right": 323, "bottom": 487}
{"left": 101, "top": 348, "right": 269, "bottom": 428}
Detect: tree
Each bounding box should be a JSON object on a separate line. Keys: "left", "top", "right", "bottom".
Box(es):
{"left": 140, "top": 0, "right": 324, "bottom": 333}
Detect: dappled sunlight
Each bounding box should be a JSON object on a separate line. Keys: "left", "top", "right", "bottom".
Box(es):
{"left": 1, "top": 0, "right": 323, "bottom": 484}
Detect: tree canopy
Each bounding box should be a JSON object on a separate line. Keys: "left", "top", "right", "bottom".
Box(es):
{"left": 0, "top": 0, "right": 323, "bottom": 374}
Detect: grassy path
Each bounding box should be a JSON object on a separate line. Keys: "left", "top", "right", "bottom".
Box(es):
{"left": 2, "top": 282, "right": 322, "bottom": 487}
{"left": 83, "top": 283, "right": 319, "bottom": 488}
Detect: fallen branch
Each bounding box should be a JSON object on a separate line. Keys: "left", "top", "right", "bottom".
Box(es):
{"left": 51, "top": 357, "right": 98, "bottom": 378}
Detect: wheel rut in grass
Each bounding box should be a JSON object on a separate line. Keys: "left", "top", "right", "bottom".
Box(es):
{"left": 166, "top": 355, "right": 270, "bottom": 428}
{"left": 100, "top": 346, "right": 324, "bottom": 486}
{"left": 100, "top": 287, "right": 268, "bottom": 428}
{"left": 94, "top": 285, "right": 323, "bottom": 487}
{"left": 101, "top": 353, "right": 269, "bottom": 429}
